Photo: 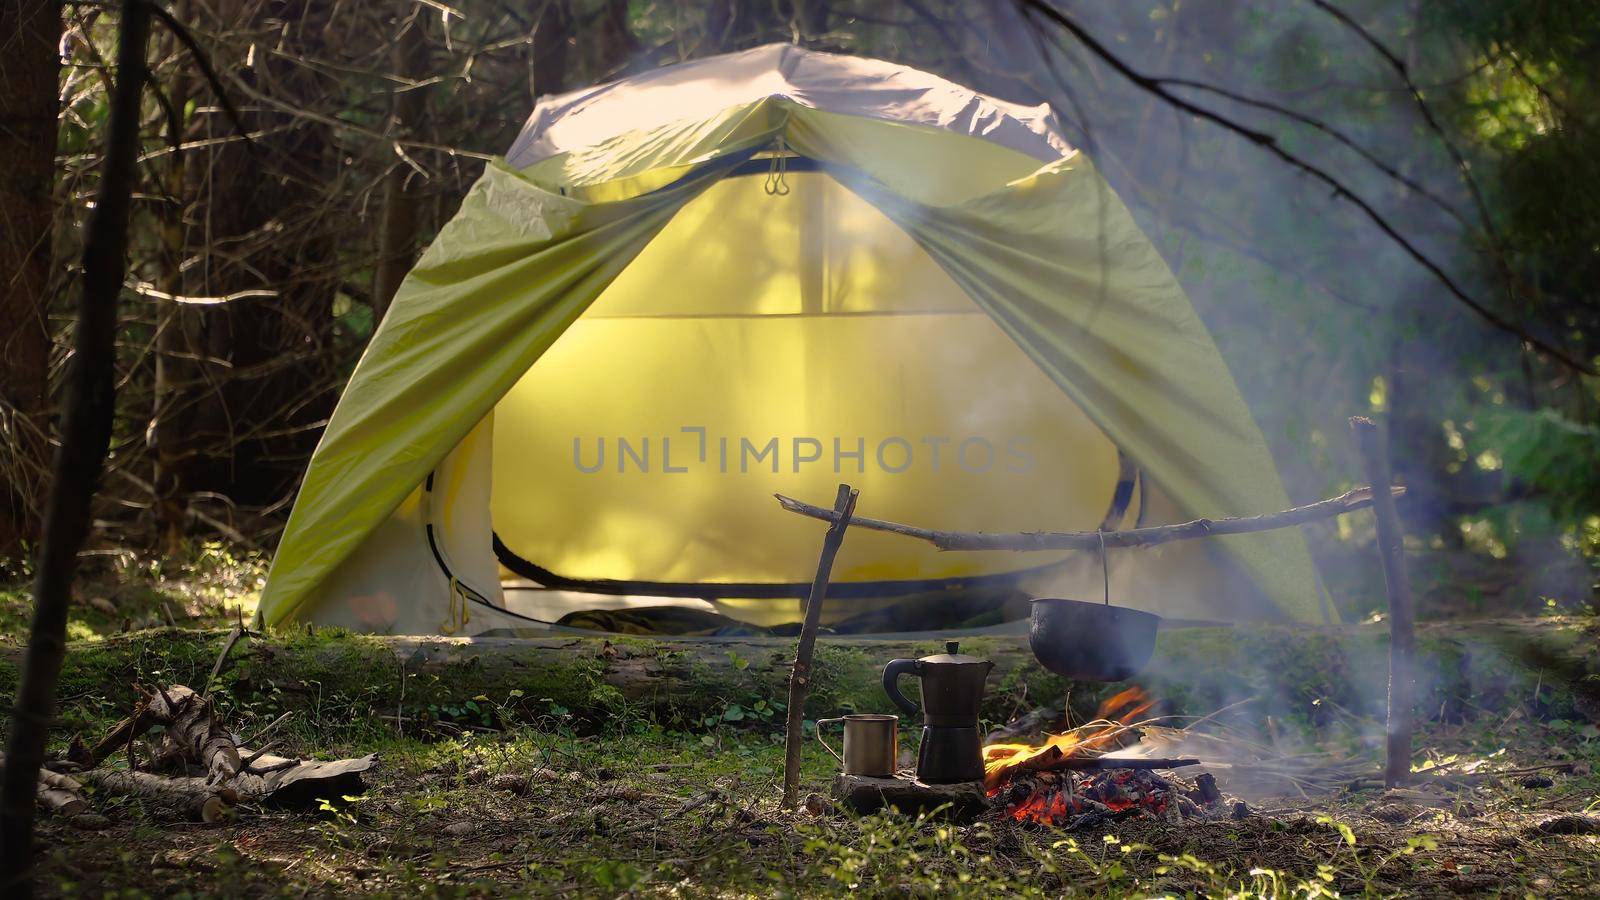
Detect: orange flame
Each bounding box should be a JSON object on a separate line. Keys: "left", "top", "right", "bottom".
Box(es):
{"left": 982, "top": 687, "right": 1155, "bottom": 791}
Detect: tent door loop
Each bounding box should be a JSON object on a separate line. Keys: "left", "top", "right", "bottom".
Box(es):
{"left": 422, "top": 471, "right": 494, "bottom": 632}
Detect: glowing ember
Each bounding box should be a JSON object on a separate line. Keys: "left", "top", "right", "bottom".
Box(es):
{"left": 998, "top": 768, "right": 1181, "bottom": 826}
{"left": 984, "top": 688, "right": 1231, "bottom": 827}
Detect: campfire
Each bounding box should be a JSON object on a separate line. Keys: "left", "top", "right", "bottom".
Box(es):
{"left": 983, "top": 688, "right": 1237, "bottom": 827}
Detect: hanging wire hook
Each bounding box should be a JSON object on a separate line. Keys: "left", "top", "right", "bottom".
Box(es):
{"left": 764, "top": 135, "right": 790, "bottom": 196}
{"left": 1098, "top": 529, "right": 1110, "bottom": 607}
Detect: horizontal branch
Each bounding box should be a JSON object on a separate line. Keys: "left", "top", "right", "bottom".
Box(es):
{"left": 774, "top": 485, "right": 1405, "bottom": 553}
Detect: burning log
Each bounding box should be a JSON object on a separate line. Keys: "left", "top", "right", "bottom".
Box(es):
{"left": 980, "top": 687, "right": 1238, "bottom": 827}
{"left": 983, "top": 687, "right": 1156, "bottom": 789}
{"left": 775, "top": 484, "right": 1405, "bottom": 553}
{"left": 997, "top": 767, "right": 1206, "bottom": 827}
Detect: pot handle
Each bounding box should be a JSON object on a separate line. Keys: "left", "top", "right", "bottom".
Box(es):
{"left": 882, "top": 659, "right": 921, "bottom": 718}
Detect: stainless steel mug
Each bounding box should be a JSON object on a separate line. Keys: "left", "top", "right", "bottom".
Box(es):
{"left": 816, "top": 714, "right": 898, "bottom": 777}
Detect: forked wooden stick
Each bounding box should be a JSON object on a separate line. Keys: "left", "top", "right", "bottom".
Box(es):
{"left": 776, "top": 484, "right": 1405, "bottom": 552}
{"left": 781, "top": 484, "right": 858, "bottom": 809}
{"left": 1351, "top": 417, "right": 1415, "bottom": 788}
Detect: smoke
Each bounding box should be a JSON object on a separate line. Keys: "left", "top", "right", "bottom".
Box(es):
{"left": 931, "top": 3, "right": 1570, "bottom": 609}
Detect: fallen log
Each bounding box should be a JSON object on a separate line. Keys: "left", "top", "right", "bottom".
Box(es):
{"left": 11, "top": 618, "right": 1599, "bottom": 740}
{"left": 229, "top": 750, "right": 378, "bottom": 808}
{"left": 831, "top": 774, "right": 989, "bottom": 821}
{"left": 76, "top": 769, "right": 234, "bottom": 823}
{"left": 775, "top": 484, "right": 1406, "bottom": 552}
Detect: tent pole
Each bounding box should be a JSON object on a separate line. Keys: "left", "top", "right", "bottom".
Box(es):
{"left": 781, "top": 484, "right": 858, "bottom": 809}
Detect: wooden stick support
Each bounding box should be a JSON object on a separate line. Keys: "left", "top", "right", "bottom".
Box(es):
{"left": 782, "top": 484, "right": 858, "bottom": 809}
{"left": 776, "top": 484, "right": 1404, "bottom": 553}
{"left": 1351, "top": 416, "right": 1415, "bottom": 787}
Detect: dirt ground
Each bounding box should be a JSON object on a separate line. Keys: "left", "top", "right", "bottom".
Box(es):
{"left": 26, "top": 717, "right": 1600, "bottom": 898}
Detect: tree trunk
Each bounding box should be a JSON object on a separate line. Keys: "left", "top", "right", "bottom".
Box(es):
{"left": 0, "top": 2, "right": 151, "bottom": 891}
{"left": 529, "top": 1, "right": 571, "bottom": 100}
{"left": 176, "top": 0, "right": 342, "bottom": 512}
{"left": 150, "top": 8, "right": 193, "bottom": 554}
{"left": 0, "top": 0, "right": 63, "bottom": 555}
{"left": 371, "top": 15, "right": 430, "bottom": 322}
{"left": 593, "top": 0, "right": 638, "bottom": 76}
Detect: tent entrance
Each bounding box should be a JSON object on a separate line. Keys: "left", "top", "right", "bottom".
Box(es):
{"left": 486, "top": 167, "right": 1140, "bottom": 630}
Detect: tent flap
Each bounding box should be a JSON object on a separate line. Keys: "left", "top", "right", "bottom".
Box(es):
{"left": 260, "top": 155, "right": 749, "bottom": 626}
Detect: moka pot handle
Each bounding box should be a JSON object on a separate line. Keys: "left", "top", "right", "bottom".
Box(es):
{"left": 882, "top": 658, "right": 921, "bottom": 718}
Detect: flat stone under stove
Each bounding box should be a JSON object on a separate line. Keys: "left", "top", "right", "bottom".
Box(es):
{"left": 831, "top": 772, "right": 989, "bottom": 821}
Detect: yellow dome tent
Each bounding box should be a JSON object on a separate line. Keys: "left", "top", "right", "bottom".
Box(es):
{"left": 257, "top": 44, "right": 1328, "bottom": 636}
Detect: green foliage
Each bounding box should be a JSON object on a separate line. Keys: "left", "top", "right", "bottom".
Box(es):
{"left": 1474, "top": 408, "right": 1600, "bottom": 520}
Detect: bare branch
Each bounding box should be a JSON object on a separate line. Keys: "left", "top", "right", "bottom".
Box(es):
{"left": 1014, "top": 0, "right": 1594, "bottom": 375}
{"left": 775, "top": 485, "right": 1405, "bottom": 553}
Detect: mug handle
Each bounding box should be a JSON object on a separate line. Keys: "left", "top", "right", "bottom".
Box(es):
{"left": 814, "top": 717, "right": 845, "bottom": 766}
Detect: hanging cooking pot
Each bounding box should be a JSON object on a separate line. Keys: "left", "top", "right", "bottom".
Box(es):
{"left": 1029, "top": 532, "right": 1161, "bottom": 682}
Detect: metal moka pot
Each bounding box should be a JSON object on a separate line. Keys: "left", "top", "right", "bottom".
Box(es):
{"left": 882, "top": 641, "right": 993, "bottom": 783}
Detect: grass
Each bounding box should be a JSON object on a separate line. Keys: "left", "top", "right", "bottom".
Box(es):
{"left": 6, "top": 545, "right": 1600, "bottom": 896}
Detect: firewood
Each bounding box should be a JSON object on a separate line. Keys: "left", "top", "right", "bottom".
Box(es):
{"left": 36, "top": 787, "right": 88, "bottom": 818}
{"left": 88, "top": 683, "right": 240, "bottom": 780}
{"left": 144, "top": 685, "right": 241, "bottom": 782}
{"left": 0, "top": 755, "right": 89, "bottom": 817}
{"left": 86, "top": 699, "right": 158, "bottom": 769}
{"left": 76, "top": 769, "right": 234, "bottom": 823}
{"left": 986, "top": 706, "right": 1067, "bottom": 745}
